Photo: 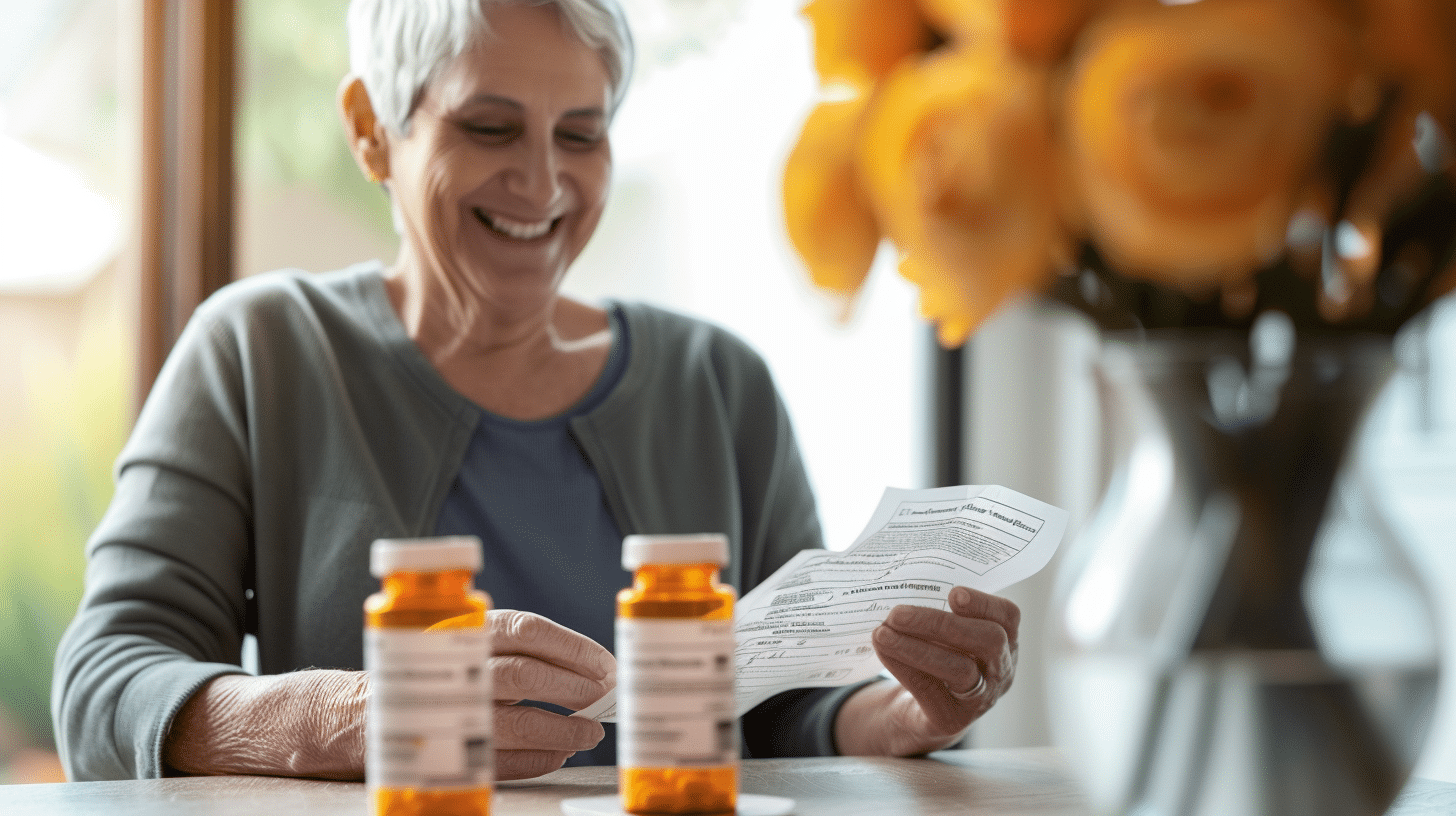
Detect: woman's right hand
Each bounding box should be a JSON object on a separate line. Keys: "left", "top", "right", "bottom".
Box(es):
{"left": 488, "top": 609, "right": 616, "bottom": 779}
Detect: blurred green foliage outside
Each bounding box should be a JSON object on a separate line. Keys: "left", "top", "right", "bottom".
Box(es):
{"left": 0, "top": 299, "right": 127, "bottom": 777}
{"left": 240, "top": 0, "right": 392, "bottom": 236}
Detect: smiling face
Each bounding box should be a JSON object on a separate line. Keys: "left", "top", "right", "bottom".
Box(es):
{"left": 384, "top": 3, "right": 613, "bottom": 316}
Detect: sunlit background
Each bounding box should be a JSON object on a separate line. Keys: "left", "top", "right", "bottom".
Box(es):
{"left": 1, "top": 0, "right": 1453, "bottom": 789}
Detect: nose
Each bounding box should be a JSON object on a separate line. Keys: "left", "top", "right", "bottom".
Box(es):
{"left": 504, "top": 132, "right": 564, "bottom": 211}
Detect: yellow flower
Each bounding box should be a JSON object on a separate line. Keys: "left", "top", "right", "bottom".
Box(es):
{"left": 1062, "top": 0, "right": 1357, "bottom": 290}
{"left": 916, "top": 0, "right": 999, "bottom": 43}
{"left": 782, "top": 97, "right": 882, "bottom": 301}
{"left": 1358, "top": 0, "right": 1456, "bottom": 135}
{"left": 914, "top": 0, "right": 1110, "bottom": 61}
{"left": 802, "top": 0, "right": 944, "bottom": 91}
{"left": 996, "top": 0, "right": 1105, "bottom": 63}
{"left": 785, "top": 0, "right": 1456, "bottom": 336}
{"left": 856, "top": 45, "right": 1065, "bottom": 346}
{"left": 901, "top": 255, "right": 983, "bottom": 347}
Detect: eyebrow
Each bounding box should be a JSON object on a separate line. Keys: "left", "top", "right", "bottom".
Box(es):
{"left": 456, "top": 93, "right": 605, "bottom": 120}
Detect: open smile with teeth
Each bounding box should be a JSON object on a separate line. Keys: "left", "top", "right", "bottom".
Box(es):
{"left": 474, "top": 208, "right": 562, "bottom": 241}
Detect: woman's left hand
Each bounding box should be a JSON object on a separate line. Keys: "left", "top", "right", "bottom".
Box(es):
{"left": 834, "top": 586, "right": 1019, "bottom": 757}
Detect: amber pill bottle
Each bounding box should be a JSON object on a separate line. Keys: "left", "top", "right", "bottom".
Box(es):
{"left": 365, "top": 536, "right": 493, "bottom": 816}
{"left": 617, "top": 534, "right": 738, "bottom": 815}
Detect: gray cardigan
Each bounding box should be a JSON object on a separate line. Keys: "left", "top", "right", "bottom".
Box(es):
{"left": 53, "top": 263, "right": 853, "bottom": 781}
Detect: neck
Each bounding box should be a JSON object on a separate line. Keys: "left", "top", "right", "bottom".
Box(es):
{"left": 383, "top": 246, "right": 613, "bottom": 420}
{"left": 388, "top": 246, "right": 603, "bottom": 357}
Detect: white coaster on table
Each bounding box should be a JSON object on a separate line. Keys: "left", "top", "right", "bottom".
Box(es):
{"left": 560, "top": 793, "right": 795, "bottom": 816}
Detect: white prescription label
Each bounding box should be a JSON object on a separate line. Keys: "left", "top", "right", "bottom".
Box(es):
{"left": 365, "top": 628, "right": 492, "bottom": 789}
{"left": 617, "top": 618, "right": 737, "bottom": 768}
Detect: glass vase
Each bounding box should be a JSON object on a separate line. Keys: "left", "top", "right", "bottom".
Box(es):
{"left": 1046, "top": 318, "right": 1441, "bottom": 816}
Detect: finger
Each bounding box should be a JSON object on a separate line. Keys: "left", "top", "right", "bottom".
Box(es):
{"left": 490, "top": 610, "right": 615, "bottom": 681}
{"left": 492, "top": 653, "right": 612, "bottom": 710}
{"left": 880, "top": 597, "right": 1019, "bottom": 700}
{"left": 494, "top": 704, "right": 605, "bottom": 754}
{"left": 872, "top": 624, "right": 981, "bottom": 692}
{"left": 876, "top": 651, "right": 979, "bottom": 736}
{"left": 495, "top": 749, "right": 575, "bottom": 781}
{"left": 883, "top": 604, "right": 1014, "bottom": 658}
{"left": 949, "top": 587, "right": 1020, "bottom": 645}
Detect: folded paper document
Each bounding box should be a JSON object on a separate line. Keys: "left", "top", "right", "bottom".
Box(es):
{"left": 574, "top": 484, "right": 1068, "bottom": 722}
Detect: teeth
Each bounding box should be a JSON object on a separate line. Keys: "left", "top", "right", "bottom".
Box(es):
{"left": 476, "top": 209, "right": 555, "bottom": 240}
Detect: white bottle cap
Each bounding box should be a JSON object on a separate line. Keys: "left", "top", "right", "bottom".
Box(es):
{"left": 621, "top": 533, "right": 729, "bottom": 570}
{"left": 370, "top": 536, "right": 483, "bottom": 577}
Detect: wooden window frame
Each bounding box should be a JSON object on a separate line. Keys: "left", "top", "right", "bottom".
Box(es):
{"left": 135, "top": 0, "right": 236, "bottom": 412}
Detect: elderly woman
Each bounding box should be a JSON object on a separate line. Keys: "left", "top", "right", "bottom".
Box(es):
{"left": 52, "top": 0, "right": 1019, "bottom": 782}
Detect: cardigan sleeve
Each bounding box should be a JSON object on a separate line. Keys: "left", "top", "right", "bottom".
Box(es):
{"left": 51, "top": 311, "right": 254, "bottom": 781}
{"left": 51, "top": 268, "right": 473, "bottom": 780}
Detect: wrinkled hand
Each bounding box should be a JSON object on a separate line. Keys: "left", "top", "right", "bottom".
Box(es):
{"left": 836, "top": 586, "right": 1020, "bottom": 757}
{"left": 164, "top": 611, "right": 615, "bottom": 781}
{"left": 489, "top": 609, "right": 615, "bottom": 780}
{"left": 164, "top": 669, "right": 370, "bottom": 779}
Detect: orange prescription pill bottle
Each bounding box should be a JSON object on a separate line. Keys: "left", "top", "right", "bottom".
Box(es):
{"left": 365, "top": 536, "right": 493, "bottom": 816}
{"left": 617, "top": 534, "right": 737, "bottom": 815}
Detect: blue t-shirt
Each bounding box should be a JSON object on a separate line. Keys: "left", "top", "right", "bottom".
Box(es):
{"left": 433, "top": 306, "right": 631, "bottom": 766}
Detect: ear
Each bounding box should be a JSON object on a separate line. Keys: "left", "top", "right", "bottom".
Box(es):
{"left": 338, "top": 75, "right": 391, "bottom": 185}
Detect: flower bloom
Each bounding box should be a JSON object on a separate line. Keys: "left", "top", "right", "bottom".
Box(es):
{"left": 785, "top": 0, "right": 1071, "bottom": 344}
{"left": 857, "top": 46, "right": 1066, "bottom": 345}
{"left": 784, "top": 0, "right": 1456, "bottom": 341}
{"left": 1063, "top": 0, "right": 1357, "bottom": 289}
{"left": 782, "top": 97, "right": 882, "bottom": 302}
{"left": 801, "top": 0, "right": 943, "bottom": 92}
{"left": 783, "top": 0, "right": 947, "bottom": 313}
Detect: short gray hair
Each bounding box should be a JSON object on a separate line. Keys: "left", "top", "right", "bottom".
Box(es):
{"left": 347, "top": 0, "right": 635, "bottom": 136}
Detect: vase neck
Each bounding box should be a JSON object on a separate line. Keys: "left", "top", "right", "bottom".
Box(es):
{"left": 1108, "top": 332, "right": 1395, "bottom": 649}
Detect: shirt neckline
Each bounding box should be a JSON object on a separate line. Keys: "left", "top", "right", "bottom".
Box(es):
{"left": 474, "top": 306, "right": 629, "bottom": 429}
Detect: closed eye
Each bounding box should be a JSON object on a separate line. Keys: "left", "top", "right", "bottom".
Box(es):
{"left": 556, "top": 128, "right": 605, "bottom": 150}
{"left": 460, "top": 122, "right": 520, "bottom": 143}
